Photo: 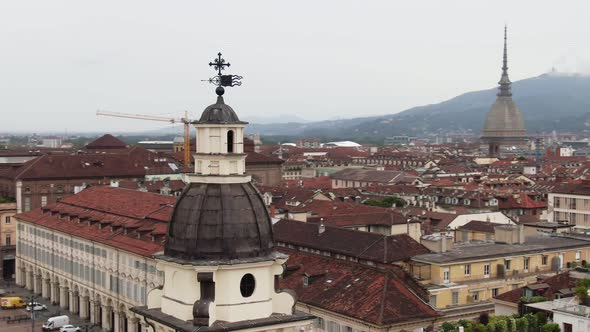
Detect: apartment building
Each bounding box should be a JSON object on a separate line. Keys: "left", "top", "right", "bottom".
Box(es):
{"left": 548, "top": 182, "right": 590, "bottom": 231}
{"left": 409, "top": 225, "right": 590, "bottom": 319}
{"left": 15, "top": 186, "right": 173, "bottom": 332}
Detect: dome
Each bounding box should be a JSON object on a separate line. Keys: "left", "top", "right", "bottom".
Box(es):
{"left": 195, "top": 96, "right": 246, "bottom": 124}
{"left": 481, "top": 96, "right": 526, "bottom": 141}
{"left": 164, "top": 182, "right": 274, "bottom": 261}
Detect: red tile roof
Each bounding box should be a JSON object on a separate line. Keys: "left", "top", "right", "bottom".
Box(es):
{"left": 458, "top": 220, "right": 495, "bottom": 234}
{"left": 286, "top": 199, "right": 388, "bottom": 216}
{"left": 498, "top": 193, "right": 547, "bottom": 210}
{"left": 245, "top": 152, "right": 284, "bottom": 165}
{"left": 274, "top": 219, "right": 429, "bottom": 263}
{"left": 85, "top": 134, "right": 128, "bottom": 149}
{"left": 278, "top": 248, "right": 439, "bottom": 326}
{"left": 15, "top": 186, "right": 175, "bottom": 256}
{"left": 13, "top": 147, "right": 179, "bottom": 180}
{"left": 494, "top": 272, "right": 576, "bottom": 304}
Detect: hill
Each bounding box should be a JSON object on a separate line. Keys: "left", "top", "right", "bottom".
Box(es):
{"left": 297, "top": 73, "right": 590, "bottom": 139}
{"left": 142, "top": 73, "right": 590, "bottom": 141}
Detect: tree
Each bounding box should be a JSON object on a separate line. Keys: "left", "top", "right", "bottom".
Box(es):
{"left": 474, "top": 324, "right": 486, "bottom": 332}
{"left": 524, "top": 313, "right": 538, "bottom": 332}
{"left": 363, "top": 196, "right": 406, "bottom": 208}
{"left": 535, "top": 312, "right": 548, "bottom": 327}
{"left": 516, "top": 317, "right": 528, "bottom": 332}
{"left": 506, "top": 317, "right": 516, "bottom": 332}
{"left": 486, "top": 321, "right": 495, "bottom": 332}
{"left": 495, "top": 320, "right": 507, "bottom": 332}
{"left": 479, "top": 312, "right": 490, "bottom": 326}
{"left": 541, "top": 323, "right": 560, "bottom": 332}
{"left": 441, "top": 322, "right": 456, "bottom": 332}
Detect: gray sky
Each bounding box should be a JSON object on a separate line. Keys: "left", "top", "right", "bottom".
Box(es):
{"left": 1, "top": 0, "right": 589, "bottom": 133}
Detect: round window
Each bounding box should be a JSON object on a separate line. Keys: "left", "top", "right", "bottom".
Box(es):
{"left": 240, "top": 273, "right": 256, "bottom": 297}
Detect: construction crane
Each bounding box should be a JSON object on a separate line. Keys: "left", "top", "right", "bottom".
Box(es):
{"left": 96, "top": 110, "right": 192, "bottom": 167}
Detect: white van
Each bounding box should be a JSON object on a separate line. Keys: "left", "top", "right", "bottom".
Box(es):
{"left": 42, "top": 315, "right": 70, "bottom": 331}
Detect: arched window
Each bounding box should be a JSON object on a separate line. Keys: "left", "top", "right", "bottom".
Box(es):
{"left": 227, "top": 130, "right": 234, "bottom": 153}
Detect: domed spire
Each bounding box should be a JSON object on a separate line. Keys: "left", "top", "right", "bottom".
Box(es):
{"left": 498, "top": 25, "right": 512, "bottom": 97}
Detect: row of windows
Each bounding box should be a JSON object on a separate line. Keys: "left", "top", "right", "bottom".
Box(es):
{"left": 20, "top": 224, "right": 160, "bottom": 277}
{"left": 19, "top": 239, "right": 146, "bottom": 305}
{"left": 19, "top": 226, "right": 108, "bottom": 258}
{"left": 443, "top": 254, "right": 567, "bottom": 282}
{"left": 109, "top": 275, "right": 146, "bottom": 304}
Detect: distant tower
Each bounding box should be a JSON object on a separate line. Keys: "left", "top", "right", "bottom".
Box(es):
{"left": 481, "top": 26, "right": 527, "bottom": 156}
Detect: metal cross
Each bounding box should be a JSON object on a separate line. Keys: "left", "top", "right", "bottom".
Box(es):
{"left": 208, "top": 52, "right": 231, "bottom": 76}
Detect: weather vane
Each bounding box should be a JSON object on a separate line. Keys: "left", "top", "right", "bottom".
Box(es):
{"left": 203, "top": 52, "right": 243, "bottom": 95}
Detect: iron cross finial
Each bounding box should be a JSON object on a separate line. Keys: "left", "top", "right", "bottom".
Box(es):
{"left": 202, "top": 52, "right": 243, "bottom": 95}
{"left": 209, "top": 52, "right": 231, "bottom": 76}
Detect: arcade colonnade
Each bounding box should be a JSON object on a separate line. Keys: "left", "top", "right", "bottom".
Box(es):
{"left": 16, "top": 261, "right": 146, "bottom": 332}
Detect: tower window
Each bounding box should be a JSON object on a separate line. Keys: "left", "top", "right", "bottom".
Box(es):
{"left": 227, "top": 130, "right": 234, "bottom": 153}
{"left": 240, "top": 273, "right": 255, "bottom": 297}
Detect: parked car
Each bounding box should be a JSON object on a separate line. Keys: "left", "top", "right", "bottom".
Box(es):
{"left": 42, "top": 315, "right": 70, "bottom": 331}
{"left": 60, "top": 325, "right": 81, "bottom": 332}
{"left": 26, "top": 301, "right": 47, "bottom": 311}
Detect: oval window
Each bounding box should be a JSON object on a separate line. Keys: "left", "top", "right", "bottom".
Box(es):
{"left": 240, "top": 273, "right": 256, "bottom": 297}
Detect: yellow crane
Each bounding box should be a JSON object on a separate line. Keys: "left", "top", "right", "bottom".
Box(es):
{"left": 96, "top": 110, "right": 192, "bottom": 167}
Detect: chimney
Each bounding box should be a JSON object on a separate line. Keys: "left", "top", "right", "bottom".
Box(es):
{"left": 318, "top": 218, "right": 326, "bottom": 235}
{"left": 269, "top": 205, "right": 276, "bottom": 218}
{"left": 440, "top": 232, "right": 447, "bottom": 253}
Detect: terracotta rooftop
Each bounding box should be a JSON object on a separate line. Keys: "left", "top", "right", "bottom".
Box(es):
{"left": 15, "top": 186, "right": 175, "bottom": 256}
{"left": 330, "top": 168, "right": 418, "bottom": 184}
{"left": 458, "top": 220, "right": 496, "bottom": 234}
{"left": 494, "top": 272, "right": 576, "bottom": 304}
{"left": 12, "top": 147, "right": 179, "bottom": 180}
{"left": 85, "top": 134, "right": 128, "bottom": 150}
{"left": 278, "top": 248, "right": 439, "bottom": 326}
{"left": 274, "top": 219, "right": 430, "bottom": 263}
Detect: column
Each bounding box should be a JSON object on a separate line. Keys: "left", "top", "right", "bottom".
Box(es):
{"left": 69, "top": 291, "right": 79, "bottom": 314}
{"left": 113, "top": 311, "right": 122, "bottom": 332}
{"left": 25, "top": 271, "right": 33, "bottom": 290}
{"left": 42, "top": 278, "right": 50, "bottom": 299}
{"left": 59, "top": 286, "right": 69, "bottom": 309}
{"left": 34, "top": 274, "right": 42, "bottom": 295}
{"left": 50, "top": 281, "right": 59, "bottom": 305}
{"left": 102, "top": 305, "right": 113, "bottom": 331}
{"left": 89, "top": 300, "right": 96, "bottom": 324}
{"left": 80, "top": 296, "right": 90, "bottom": 320}
{"left": 16, "top": 267, "right": 25, "bottom": 286}
{"left": 128, "top": 317, "right": 140, "bottom": 332}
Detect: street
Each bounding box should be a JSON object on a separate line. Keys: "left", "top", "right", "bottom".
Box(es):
{"left": 0, "top": 283, "right": 101, "bottom": 332}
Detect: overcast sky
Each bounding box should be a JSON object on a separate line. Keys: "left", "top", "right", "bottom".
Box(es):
{"left": 1, "top": 1, "right": 589, "bottom": 134}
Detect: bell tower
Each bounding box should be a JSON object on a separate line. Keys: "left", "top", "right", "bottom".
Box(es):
{"left": 134, "top": 53, "right": 315, "bottom": 332}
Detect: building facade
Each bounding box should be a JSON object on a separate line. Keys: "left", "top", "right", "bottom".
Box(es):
{"left": 548, "top": 184, "right": 590, "bottom": 232}
{"left": 0, "top": 202, "right": 16, "bottom": 280}
{"left": 410, "top": 227, "right": 590, "bottom": 320}
{"left": 15, "top": 187, "right": 174, "bottom": 331}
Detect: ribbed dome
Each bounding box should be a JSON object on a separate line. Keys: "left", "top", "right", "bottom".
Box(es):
{"left": 164, "top": 182, "right": 274, "bottom": 261}
{"left": 481, "top": 96, "right": 526, "bottom": 140}
{"left": 195, "top": 96, "right": 245, "bottom": 124}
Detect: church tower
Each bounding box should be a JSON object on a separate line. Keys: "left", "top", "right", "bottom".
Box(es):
{"left": 132, "top": 54, "right": 314, "bottom": 331}
{"left": 480, "top": 26, "right": 527, "bottom": 156}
